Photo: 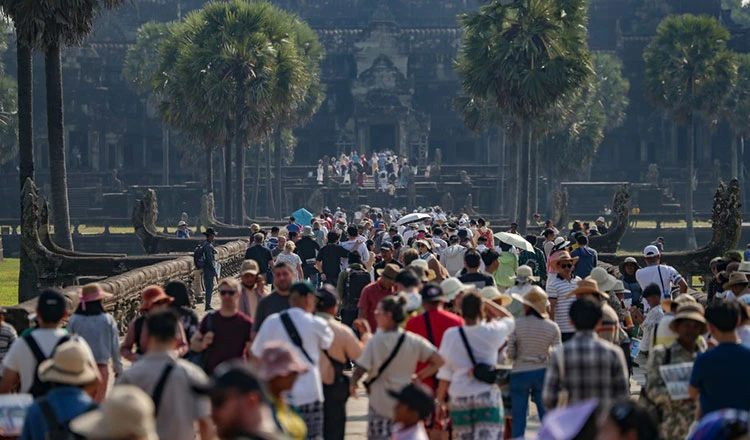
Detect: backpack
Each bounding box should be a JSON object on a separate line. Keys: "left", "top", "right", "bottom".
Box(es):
{"left": 25, "top": 334, "right": 71, "bottom": 398}
{"left": 133, "top": 315, "right": 147, "bottom": 355}
{"left": 345, "top": 268, "right": 371, "bottom": 308}
{"left": 38, "top": 397, "right": 96, "bottom": 440}
{"left": 193, "top": 242, "right": 207, "bottom": 269}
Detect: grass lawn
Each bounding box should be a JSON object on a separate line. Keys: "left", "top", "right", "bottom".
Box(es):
{"left": 0, "top": 258, "right": 18, "bottom": 306}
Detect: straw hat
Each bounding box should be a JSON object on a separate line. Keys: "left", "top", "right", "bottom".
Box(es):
{"left": 377, "top": 264, "right": 401, "bottom": 282}
{"left": 409, "top": 260, "right": 436, "bottom": 282}
{"left": 512, "top": 265, "right": 539, "bottom": 283}
{"left": 549, "top": 251, "right": 579, "bottom": 272}
{"left": 70, "top": 385, "right": 158, "bottom": 440}
{"left": 440, "top": 278, "right": 471, "bottom": 302}
{"left": 664, "top": 293, "right": 698, "bottom": 311}
{"left": 669, "top": 303, "right": 707, "bottom": 333}
{"left": 78, "top": 282, "right": 113, "bottom": 306}
{"left": 38, "top": 339, "right": 99, "bottom": 386}
{"left": 611, "top": 280, "right": 630, "bottom": 295}
{"left": 511, "top": 286, "right": 549, "bottom": 318}
{"left": 723, "top": 272, "right": 749, "bottom": 290}
{"left": 240, "top": 260, "right": 260, "bottom": 276}
{"left": 586, "top": 267, "right": 618, "bottom": 292}
{"left": 565, "top": 279, "right": 610, "bottom": 299}
{"left": 479, "top": 286, "right": 512, "bottom": 307}
{"left": 139, "top": 285, "right": 174, "bottom": 312}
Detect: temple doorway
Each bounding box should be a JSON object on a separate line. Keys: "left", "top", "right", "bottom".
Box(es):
{"left": 369, "top": 123, "right": 396, "bottom": 153}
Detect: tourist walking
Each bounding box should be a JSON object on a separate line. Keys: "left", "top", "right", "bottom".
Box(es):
{"left": 542, "top": 297, "right": 629, "bottom": 409}
{"left": 121, "top": 286, "right": 188, "bottom": 362}
{"left": 67, "top": 282, "right": 123, "bottom": 402}
{"left": 351, "top": 294, "right": 444, "bottom": 440}
{"left": 70, "top": 385, "right": 160, "bottom": 440}
{"left": 415, "top": 240, "right": 449, "bottom": 282}
{"left": 458, "top": 249, "right": 495, "bottom": 289}
{"left": 507, "top": 287, "right": 561, "bottom": 437}
{"left": 358, "top": 264, "right": 398, "bottom": 331}
{"left": 164, "top": 280, "right": 201, "bottom": 351}
{"left": 245, "top": 233, "right": 274, "bottom": 279}
{"left": 118, "top": 309, "right": 214, "bottom": 440}
{"left": 315, "top": 285, "right": 369, "bottom": 440}
{"left": 198, "top": 228, "right": 220, "bottom": 311}
{"left": 191, "top": 278, "right": 253, "bottom": 374}
{"left": 435, "top": 290, "right": 514, "bottom": 440}
{"left": 630, "top": 284, "right": 664, "bottom": 358}
{"left": 518, "top": 234, "right": 547, "bottom": 285}
{"left": 297, "top": 226, "right": 321, "bottom": 281}
{"left": 0, "top": 307, "right": 17, "bottom": 380}
{"left": 505, "top": 265, "right": 539, "bottom": 318}
{"left": 494, "top": 243, "right": 518, "bottom": 291}
{"left": 570, "top": 234, "right": 598, "bottom": 279}
{"left": 253, "top": 262, "right": 295, "bottom": 334}
{"left": 646, "top": 302, "right": 706, "bottom": 440}
{"left": 251, "top": 282, "right": 334, "bottom": 440}
{"left": 636, "top": 245, "right": 688, "bottom": 301}
{"left": 337, "top": 251, "right": 371, "bottom": 327}
{"left": 277, "top": 241, "right": 305, "bottom": 282}
{"left": 547, "top": 251, "right": 581, "bottom": 342}
{"left": 619, "top": 257, "right": 642, "bottom": 304}
{"left": 373, "top": 242, "right": 403, "bottom": 279}
{"left": 441, "top": 235, "right": 466, "bottom": 276}
{"left": 237, "top": 260, "right": 265, "bottom": 321}
{"left": 390, "top": 383, "right": 434, "bottom": 440}
{"left": 1, "top": 288, "right": 89, "bottom": 396}
{"left": 19, "top": 339, "right": 99, "bottom": 440}
{"left": 316, "top": 231, "right": 350, "bottom": 285}
{"left": 258, "top": 341, "right": 310, "bottom": 440}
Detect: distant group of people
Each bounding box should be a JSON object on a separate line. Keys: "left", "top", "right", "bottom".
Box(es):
{"left": 316, "top": 151, "right": 417, "bottom": 191}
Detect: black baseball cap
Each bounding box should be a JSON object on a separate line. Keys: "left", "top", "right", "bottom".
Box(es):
{"left": 387, "top": 383, "right": 435, "bottom": 419}
{"left": 420, "top": 283, "right": 446, "bottom": 303}
{"left": 380, "top": 242, "right": 393, "bottom": 251}
{"left": 36, "top": 288, "right": 67, "bottom": 323}
{"left": 315, "top": 285, "right": 339, "bottom": 310}
{"left": 290, "top": 282, "right": 315, "bottom": 296}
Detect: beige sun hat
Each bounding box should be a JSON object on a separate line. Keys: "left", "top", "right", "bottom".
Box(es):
{"left": 512, "top": 265, "right": 539, "bottom": 283}
{"left": 38, "top": 339, "right": 99, "bottom": 386}
{"left": 565, "top": 279, "right": 610, "bottom": 299}
{"left": 668, "top": 303, "right": 707, "bottom": 333}
{"left": 440, "top": 278, "right": 471, "bottom": 302}
{"left": 587, "top": 267, "right": 618, "bottom": 292}
{"left": 723, "top": 272, "right": 749, "bottom": 290}
{"left": 511, "top": 286, "right": 549, "bottom": 318}
{"left": 70, "top": 385, "right": 159, "bottom": 440}
{"left": 479, "top": 286, "right": 512, "bottom": 307}
{"left": 409, "top": 259, "right": 436, "bottom": 281}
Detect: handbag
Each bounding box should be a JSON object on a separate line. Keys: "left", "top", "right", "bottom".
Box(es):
{"left": 556, "top": 346, "right": 569, "bottom": 408}
{"left": 457, "top": 327, "right": 511, "bottom": 386}
{"left": 322, "top": 349, "right": 351, "bottom": 402}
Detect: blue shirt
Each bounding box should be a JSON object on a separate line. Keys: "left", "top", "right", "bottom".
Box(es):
{"left": 21, "top": 387, "right": 96, "bottom": 440}
{"left": 571, "top": 246, "right": 598, "bottom": 279}
{"left": 690, "top": 342, "right": 750, "bottom": 416}
{"left": 286, "top": 224, "right": 301, "bottom": 234}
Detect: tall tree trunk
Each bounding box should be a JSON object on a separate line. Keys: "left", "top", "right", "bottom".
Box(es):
{"left": 223, "top": 138, "right": 233, "bottom": 222}
{"left": 266, "top": 139, "right": 275, "bottom": 217}
{"left": 17, "top": 40, "right": 38, "bottom": 302}
{"left": 731, "top": 134, "right": 739, "bottom": 179}
{"left": 162, "top": 127, "right": 170, "bottom": 185}
{"left": 252, "top": 144, "right": 261, "bottom": 217}
{"left": 510, "top": 129, "right": 520, "bottom": 221}
{"left": 517, "top": 123, "right": 531, "bottom": 234}
{"left": 234, "top": 139, "right": 245, "bottom": 225}
{"left": 494, "top": 127, "right": 503, "bottom": 215}
{"left": 45, "top": 43, "right": 73, "bottom": 250}
{"left": 275, "top": 128, "right": 283, "bottom": 219}
{"left": 205, "top": 147, "right": 214, "bottom": 194}
{"left": 686, "top": 116, "right": 697, "bottom": 249}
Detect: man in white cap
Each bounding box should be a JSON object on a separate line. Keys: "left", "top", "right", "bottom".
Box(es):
{"left": 176, "top": 220, "right": 191, "bottom": 238}
{"left": 595, "top": 217, "right": 608, "bottom": 234}
{"left": 635, "top": 245, "right": 687, "bottom": 303}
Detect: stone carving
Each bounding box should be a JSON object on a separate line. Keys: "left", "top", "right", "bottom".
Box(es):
{"left": 464, "top": 193, "right": 476, "bottom": 215}
{"left": 589, "top": 186, "right": 630, "bottom": 253}
{"left": 440, "top": 191, "right": 454, "bottom": 214}
{"left": 307, "top": 188, "right": 326, "bottom": 215}
{"left": 646, "top": 163, "right": 659, "bottom": 185}
{"left": 199, "top": 193, "right": 253, "bottom": 237}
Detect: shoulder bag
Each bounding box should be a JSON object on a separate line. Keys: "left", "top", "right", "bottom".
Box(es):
{"left": 362, "top": 333, "right": 406, "bottom": 392}
{"left": 457, "top": 326, "right": 511, "bottom": 386}
{"left": 280, "top": 311, "right": 313, "bottom": 364}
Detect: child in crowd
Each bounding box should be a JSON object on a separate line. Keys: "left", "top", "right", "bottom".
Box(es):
{"left": 389, "top": 383, "right": 433, "bottom": 440}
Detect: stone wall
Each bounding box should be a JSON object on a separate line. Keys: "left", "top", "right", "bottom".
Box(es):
{"left": 6, "top": 240, "right": 247, "bottom": 333}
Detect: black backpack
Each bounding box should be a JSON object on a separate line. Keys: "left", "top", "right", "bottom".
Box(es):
{"left": 193, "top": 242, "right": 207, "bottom": 269}
{"left": 38, "top": 397, "right": 96, "bottom": 440}
{"left": 345, "top": 269, "right": 371, "bottom": 307}
{"left": 25, "top": 334, "right": 71, "bottom": 398}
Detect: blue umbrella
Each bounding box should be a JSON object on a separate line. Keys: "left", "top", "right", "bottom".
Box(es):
{"left": 291, "top": 208, "right": 313, "bottom": 226}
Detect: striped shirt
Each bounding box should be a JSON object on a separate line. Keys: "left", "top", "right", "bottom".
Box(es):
{"left": 547, "top": 275, "right": 580, "bottom": 334}
{"left": 507, "top": 315, "right": 561, "bottom": 372}
{"left": 0, "top": 322, "right": 17, "bottom": 375}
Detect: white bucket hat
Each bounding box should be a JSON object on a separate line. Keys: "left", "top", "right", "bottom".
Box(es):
{"left": 70, "top": 385, "right": 159, "bottom": 440}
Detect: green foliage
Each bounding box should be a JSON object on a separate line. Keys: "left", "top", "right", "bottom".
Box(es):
{"left": 722, "top": 0, "right": 750, "bottom": 27}
{"left": 0, "top": 34, "right": 16, "bottom": 167}
{"left": 123, "top": 21, "right": 172, "bottom": 98}
{"left": 644, "top": 14, "right": 736, "bottom": 122}
{"left": 724, "top": 53, "right": 750, "bottom": 137}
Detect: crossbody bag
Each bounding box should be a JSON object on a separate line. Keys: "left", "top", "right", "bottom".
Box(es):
{"left": 363, "top": 333, "right": 406, "bottom": 391}
{"left": 457, "top": 326, "right": 511, "bottom": 386}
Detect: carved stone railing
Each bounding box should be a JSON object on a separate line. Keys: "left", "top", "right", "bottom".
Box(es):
{"left": 7, "top": 240, "right": 248, "bottom": 333}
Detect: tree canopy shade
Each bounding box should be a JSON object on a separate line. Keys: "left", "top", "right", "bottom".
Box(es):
{"left": 722, "top": 53, "right": 750, "bottom": 180}
{"left": 643, "top": 14, "right": 736, "bottom": 248}
{"left": 0, "top": 34, "right": 18, "bottom": 167}
{"left": 455, "top": 0, "right": 592, "bottom": 231}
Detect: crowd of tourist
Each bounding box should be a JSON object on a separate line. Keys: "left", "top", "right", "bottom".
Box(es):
{"left": 316, "top": 151, "right": 419, "bottom": 191}
{"left": 0, "top": 207, "right": 748, "bottom": 440}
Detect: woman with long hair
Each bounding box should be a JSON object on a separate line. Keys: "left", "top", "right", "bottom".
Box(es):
{"left": 351, "top": 294, "right": 444, "bottom": 440}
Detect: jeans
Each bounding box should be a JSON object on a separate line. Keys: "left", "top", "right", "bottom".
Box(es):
{"left": 510, "top": 368, "right": 547, "bottom": 438}
{"left": 323, "top": 386, "right": 347, "bottom": 440}
{"left": 203, "top": 270, "right": 215, "bottom": 308}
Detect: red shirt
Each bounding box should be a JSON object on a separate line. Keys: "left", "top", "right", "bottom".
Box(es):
{"left": 199, "top": 311, "right": 253, "bottom": 374}
{"left": 357, "top": 280, "right": 394, "bottom": 331}
{"left": 405, "top": 309, "right": 464, "bottom": 389}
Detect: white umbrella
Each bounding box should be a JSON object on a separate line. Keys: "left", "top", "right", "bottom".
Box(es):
{"left": 494, "top": 231, "right": 535, "bottom": 252}
{"left": 396, "top": 213, "right": 432, "bottom": 226}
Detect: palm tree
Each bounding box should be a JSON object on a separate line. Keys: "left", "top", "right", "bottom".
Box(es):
{"left": 644, "top": 14, "right": 736, "bottom": 248}
{"left": 723, "top": 53, "right": 750, "bottom": 180}
{"left": 456, "top": 0, "right": 592, "bottom": 233}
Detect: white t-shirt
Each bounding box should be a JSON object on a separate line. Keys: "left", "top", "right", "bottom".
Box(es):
{"left": 639, "top": 305, "right": 664, "bottom": 353}
{"left": 636, "top": 264, "right": 683, "bottom": 299}
{"left": 276, "top": 252, "right": 303, "bottom": 280}
{"left": 2, "top": 329, "right": 95, "bottom": 393}
{"left": 437, "top": 318, "right": 515, "bottom": 398}
{"left": 251, "top": 308, "right": 333, "bottom": 406}
{"left": 440, "top": 245, "right": 467, "bottom": 276}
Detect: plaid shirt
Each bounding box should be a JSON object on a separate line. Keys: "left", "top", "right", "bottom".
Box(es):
{"left": 542, "top": 331, "right": 629, "bottom": 410}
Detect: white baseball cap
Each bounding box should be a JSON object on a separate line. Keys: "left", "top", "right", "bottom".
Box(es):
{"left": 643, "top": 245, "right": 660, "bottom": 257}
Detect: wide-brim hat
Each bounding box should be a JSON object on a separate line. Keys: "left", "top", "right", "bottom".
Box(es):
{"left": 139, "top": 285, "right": 174, "bottom": 311}
{"left": 79, "top": 282, "right": 113, "bottom": 304}
{"left": 723, "top": 271, "right": 749, "bottom": 290}
{"left": 302, "top": 226, "right": 314, "bottom": 237}
{"left": 38, "top": 339, "right": 99, "bottom": 386}
{"left": 512, "top": 265, "right": 539, "bottom": 283}
{"left": 414, "top": 239, "right": 432, "bottom": 251}
{"left": 178, "top": 220, "right": 187, "bottom": 227}
{"left": 611, "top": 280, "right": 630, "bottom": 295}
{"left": 738, "top": 261, "right": 750, "bottom": 274}
{"left": 565, "top": 279, "right": 609, "bottom": 299}
{"left": 669, "top": 303, "right": 707, "bottom": 333}
{"left": 203, "top": 228, "right": 218, "bottom": 237}
{"left": 377, "top": 263, "right": 401, "bottom": 282}
{"left": 409, "top": 260, "right": 436, "bottom": 281}
{"left": 619, "top": 257, "right": 641, "bottom": 272}
{"left": 240, "top": 259, "right": 260, "bottom": 276}
{"left": 440, "top": 278, "right": 471, "bottom": 302}
{"left": 550, "top": 251, "right": 579, "bottom": 271}
{"left": 479, "top": 286, "right": 512, "bottom": 307}
{"left": 586, "top": 267, "right": 618, "bottom": 292}
{"left": 70, "top": 385, "right": 159, "bottom": 440}
{"left": 511, "top": 286, "right": 549, "bottom": 318}
{"left": 259, "top": 340, "right": 309, "bottom": 380}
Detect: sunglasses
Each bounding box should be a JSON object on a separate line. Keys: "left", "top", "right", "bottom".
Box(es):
{"left": 559, "top": 263, "right": 573, "bottom": 269}
{"left": 219, "top": 289, "right": 237, "bottom": 296}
